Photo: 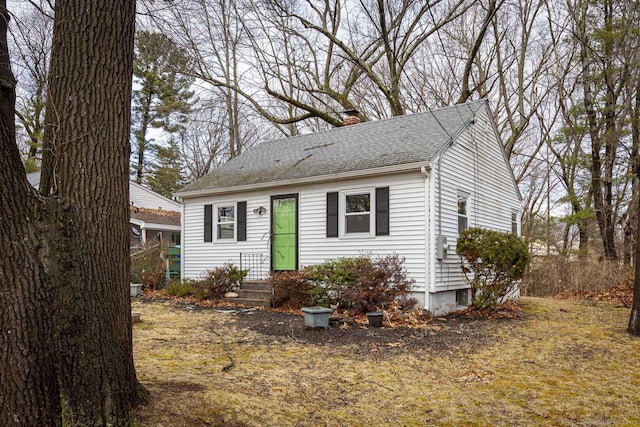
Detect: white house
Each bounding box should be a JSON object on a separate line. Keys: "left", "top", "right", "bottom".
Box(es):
{"left": 175, "top": 100, "right": 521, "bottom": 315}
{"left": 27, "top": 173, "right": 182, "bottom": 247}
{"left": 129, "top": 181, "right": 181, "bottom": 246}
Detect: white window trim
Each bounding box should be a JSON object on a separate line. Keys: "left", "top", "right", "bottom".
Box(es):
{"left": 511, "top": 210, "right": 519, "bottom": 235}
{"left": 457, "top": 194, "right": 469, "bottom": 234}
{"left": 339, "top": 189, "right": 375, "bottom": 238}
{"left": 215, "top": 202, "right": 237, "bottom": 242}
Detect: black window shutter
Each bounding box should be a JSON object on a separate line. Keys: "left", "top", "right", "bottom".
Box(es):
{"left": 375, "top": 187, "right": 389, "bottom": 236}
{"left": 237, "top": 201, "right": 247, "bottom": 241}
{"left": 326, "top": 192, "right": 338, "bottom": 237}
{"left": 204, "top": 204, "right": 213, "bottom": 242}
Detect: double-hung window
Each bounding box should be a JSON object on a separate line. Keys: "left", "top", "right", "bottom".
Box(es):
{"left": 511, "top": 210, "right": 518, "bottom": 235}
{"left": 204, "top": 202, "right": 246, "bottom": 242}
{"left": 344, "top": 192, "right": 372, "bottom": 235}
{"left": 217, "top": 205, "right": 235, "bottom": 240}
{"left": 326, "top": 187, "right": 388, "bottom": 238}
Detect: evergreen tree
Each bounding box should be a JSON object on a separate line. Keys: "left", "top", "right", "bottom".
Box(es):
{"left": 132, "top": 30, "right": 192, "bottom": 183}
{"left": 146, "top": 138, "right": 187, "bottom": 199}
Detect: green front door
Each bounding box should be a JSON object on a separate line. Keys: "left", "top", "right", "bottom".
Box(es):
{"left": 271, "top": 195, "right": 297, "bottom": 271}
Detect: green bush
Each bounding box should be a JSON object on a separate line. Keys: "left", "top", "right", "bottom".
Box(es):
{"left": 272, "top": 255, "right": 416, "bottom": 315}
{"left": 165, "top": 280, "right": 198, "bottom": 298}
{"left": 305, "top": 257, "right": 363, "bottom": 307}
{"left": 456, "top": 228, "right": 529, "bottom": 309}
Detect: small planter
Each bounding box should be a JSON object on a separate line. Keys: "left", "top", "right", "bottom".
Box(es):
{"left": 301, "top": 306, "right": 332, "bottom": 329}
{"left": 366, "top": 311, "right": 384, "bottom": 327}
{"left": 130, "top": 283, "right": 143, "bottom": 297}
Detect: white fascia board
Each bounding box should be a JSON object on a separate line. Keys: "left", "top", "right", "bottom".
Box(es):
{"left": 129, "top": 218, "right": 181, "bottom": 232}
{"left": 176, "top": 162, "right": 431, "bottom": 199}
{"left": 141, "top": 223, "right": 181, "bottom": 232}
{"left": 129, "top": 218, "right": 144, "bottom": 227}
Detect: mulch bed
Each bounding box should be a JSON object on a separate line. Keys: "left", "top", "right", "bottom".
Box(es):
{"left": 138, "top": 292, "right": 523, "bottom": 358}
{"left": 228, "top": 308, "right": 512, "bottom": 357}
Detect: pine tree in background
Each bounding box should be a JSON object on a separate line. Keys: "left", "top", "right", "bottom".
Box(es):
{"left": 132, "top": 30, "right": 193, "bottom": 184}
{"left": 146, "top": 137, "right": 187, "bottom": 199}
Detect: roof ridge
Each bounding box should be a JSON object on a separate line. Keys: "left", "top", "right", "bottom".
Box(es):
{"left": 256, "top": 99, "right": 486, "bottom": 148}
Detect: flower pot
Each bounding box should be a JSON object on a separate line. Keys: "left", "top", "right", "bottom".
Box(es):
{"left": 301, "top": 306, "right": 332, "bottom": 329}
{"left": 130, "top": 283, "right": 143, "bottom": 297}
{"left": 366, "top": 311, "right": 384, "bottom": 327}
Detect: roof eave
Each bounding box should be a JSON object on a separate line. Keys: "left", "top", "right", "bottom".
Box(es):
{"left": 130, "top": 218, "right": 181, "bottom": 230}
{"left": 175, "top": 161, "right": 432, "bottom": 199}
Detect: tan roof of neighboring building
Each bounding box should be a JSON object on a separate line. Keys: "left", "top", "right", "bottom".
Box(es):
{"left": 130, "top": 206, "right": 181, "bottom": 226}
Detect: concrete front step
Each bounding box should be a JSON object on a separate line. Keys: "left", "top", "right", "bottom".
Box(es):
{"left": 241, "top": 280, "right": 273, "bottom": 291}
{"left": 235, "top": 289, "right": 272, "bottom": 299}
{"left": 222, "top": 279, "right": 273, "bottom": 307}
{"left": 222, "top": 297, "right": 271, "bottom": 308}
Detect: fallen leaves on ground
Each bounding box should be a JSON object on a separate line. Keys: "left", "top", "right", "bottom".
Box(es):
{"left": 131, "top": 297, "right": 640, "bottom": 427}
{"left": 553, "top": 282, "right": 633, "bottom": 307}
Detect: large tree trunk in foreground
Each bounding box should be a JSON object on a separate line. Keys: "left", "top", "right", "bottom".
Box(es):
{"left": 1, "top": 1, "right": 142, "bottom": 425}
{"left": 629, "top": 194, "right": 640, "bottom": 334}
{"left": 0, "top": 4, "right": 61, "bottom": 424}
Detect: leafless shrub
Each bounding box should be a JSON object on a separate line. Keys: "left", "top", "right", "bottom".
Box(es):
{"left": 521, "top": 256, "right": 632, "bottom": 296}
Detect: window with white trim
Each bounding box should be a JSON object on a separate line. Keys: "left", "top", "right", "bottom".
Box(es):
{"left": 342, "top": 191, "right": 374, "bottom": 235}
{"left": 217, "top": 205, "right": 235, "bottom": 240}
{"left": 458, "top": 195, "right": 468, "bottom": 234}
{"left": 511, "top": 210, "right": 518, "bottom": 235}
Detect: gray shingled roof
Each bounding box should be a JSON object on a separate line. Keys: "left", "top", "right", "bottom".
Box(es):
{"left": 178, "top": 100, "right": 485, "bottom": 195}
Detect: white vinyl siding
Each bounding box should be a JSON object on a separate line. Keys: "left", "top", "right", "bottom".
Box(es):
{"left": 298, "top": 174, "right": 426, "bottom": 291}
{"left": 130, "top": 181, "right": 181, "bottom": 212}
{"left": 182, "top": 196, "right": 271, "bottom": 278}
{"left": 432, "top": 106, "right": 521, "bottom": 293}
{"left": 181, "top": 172, "right": 429, "bottom": 294}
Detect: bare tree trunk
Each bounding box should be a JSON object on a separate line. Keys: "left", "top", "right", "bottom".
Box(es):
{"left": 0, "top": 4, "right": 61, "bottom": 424}
{"left": 456, "top": 0, "right": 503, "bottom": 104}
{"left": 629, "top": 189, "right": 640, "bottom": 334}
{"left": 2, "top": 0, "right": 143, "bottom": 424}
{"left": 629, "top": 54, "right": 640, "bottom": 335}
{"left": 135, "top": 90, "right": 153, "bottom": 183}
{"left": 41, "top": 1, "right": 140, "bottom": 423}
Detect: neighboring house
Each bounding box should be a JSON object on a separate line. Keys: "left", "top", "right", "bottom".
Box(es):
{"left": 26, "top": 173, "right": 181, "bottom": 247}
{"left": 129, "top": 181, "right": 181, "bottom": 246}
{"left": 175, "top": 100, "right": 522, "bottom": 315}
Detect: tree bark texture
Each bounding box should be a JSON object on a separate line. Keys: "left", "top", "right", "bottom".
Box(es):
{"left": 0, "top": 4, "right": 61, "bottom": 424}
{"left": 629, "top": 189, "right": 640, "bottom": 335}
{"left": 628, "top": 51, "right": 640, "bottom": 335}
{"left": 1, "top": 1, "right": 140, "bottom": 425}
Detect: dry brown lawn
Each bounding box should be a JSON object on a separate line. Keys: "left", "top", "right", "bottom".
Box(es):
{"left": 131, "top": 297, "right": 640, "bottom": 426}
